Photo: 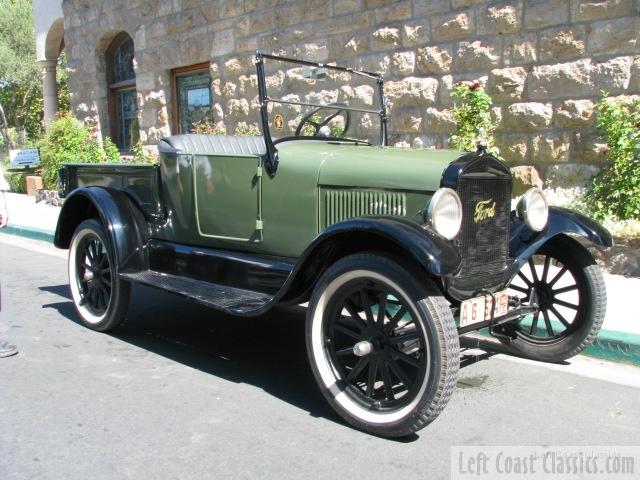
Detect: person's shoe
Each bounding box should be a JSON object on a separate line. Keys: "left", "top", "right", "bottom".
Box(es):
{"left": 0, "top": 340, "right": 18, "bottom": 358}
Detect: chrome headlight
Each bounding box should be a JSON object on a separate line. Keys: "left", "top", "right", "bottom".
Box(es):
{"left": 516, "top": 187, "right": 549, "bottom": 232}
{"left": 426, "top": 188, "right": 463, "bottom": 240}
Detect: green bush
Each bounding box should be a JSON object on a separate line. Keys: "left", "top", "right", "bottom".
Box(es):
{"left": 103, "top": 136, "right": 121, "bottom": 162}
{"left": 39, "top": 113, "right": 121, "bottom": 189}
{"left": 234, "top": 122, "right": 261, "bottom": 136}
{"left": 131, "top": 139, "right": 158, "bottom": 164}
{"left": 189, "top": 119, "right": 261, "bottom": 136}
{"left": 191, "top": 118, "right": 227, "bottom": 135}
{"left": 6, "top": 171, "right": 28, "bottom": 193}
{"left": 449, "top": 81, "right": 499, "bottom": 156}
{"left": 587, "top": 95, "right": 640, "bottom": 221}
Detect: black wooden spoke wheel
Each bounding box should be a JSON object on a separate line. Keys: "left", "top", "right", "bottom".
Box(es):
{"left": 306, "top": 253, "right": 459, "bottom": 438}
{"left": 68, "top": 219, "right": 130, "bottom": 332}
{"left": 501, "top": 235, "right": 606, "bottom": 363}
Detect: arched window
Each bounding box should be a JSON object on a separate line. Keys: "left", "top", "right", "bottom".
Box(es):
{"left": 106, "top": 33, "right": 137, "bottom": 151}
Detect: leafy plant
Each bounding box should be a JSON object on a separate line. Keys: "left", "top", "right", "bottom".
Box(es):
{"left": 449, "top": 81, "right": 498, "bottom": 156}
{"left": 234, "top": 122, "right": 261, "bottom": 136}
{"left": 56, "top": 52, "right": 70, "bottom": 113}
{"left": 190, "top": 119, "right": 261, "bottom": 137}
{"left": 103, "top": 136, "right": 120, "bottom": 162}
{"left": 39, "top": 113, "right": 116, "bottom": 189}
{"left": 587, "top": 95, "right": 640, "bottom": 221}
{"left": 6, "top": 170, "right": 28, "bottom": 193}
{"left": 191, "top": 118, "right": 226, "bottom": 135}
{"left": 300, "top": 114, "right": 345, "bottom": 137}
{"left": 131, "top": 139, "right": 158, "bottom": 164}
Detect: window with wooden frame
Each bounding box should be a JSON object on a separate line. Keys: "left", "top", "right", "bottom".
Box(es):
{"left": 106, "top": 33, "right": 137, "bottom": 152}
{"left": 172, "top": 63, "right": 213, "bottom": 134}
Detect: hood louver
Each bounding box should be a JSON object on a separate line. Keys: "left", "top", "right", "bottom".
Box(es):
{"left": 320, "top": 188, "right": 407, "bottom": 229}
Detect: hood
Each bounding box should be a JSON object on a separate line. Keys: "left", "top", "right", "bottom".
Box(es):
{"left": 311, "top": 143, "right": 462, "bottom": 193}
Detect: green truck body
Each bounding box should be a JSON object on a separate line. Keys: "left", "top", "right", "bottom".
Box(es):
{"left": 53, "top": 53, "right": 613, "bottom": 438}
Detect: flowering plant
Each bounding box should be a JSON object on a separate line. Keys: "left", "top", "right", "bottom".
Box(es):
{"left": 449, "top": 81, "right": 499, "bottom": 157}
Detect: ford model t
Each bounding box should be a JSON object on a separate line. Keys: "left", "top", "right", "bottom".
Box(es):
{"left": 54, "top": 53, "right": 611, "bottom": 437}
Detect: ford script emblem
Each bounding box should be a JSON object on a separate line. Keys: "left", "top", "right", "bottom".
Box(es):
{"left": 474, "top": 199, "right": 496, "bottom": 223}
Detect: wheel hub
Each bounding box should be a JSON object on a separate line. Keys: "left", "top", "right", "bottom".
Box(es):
{"left": 356, "top": 326, "right": 390, "bottom": 363}
{"left": 353, "top": 340, "right": 373, "bottom": 357}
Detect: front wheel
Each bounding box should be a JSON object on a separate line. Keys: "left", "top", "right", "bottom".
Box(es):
{"left": 305, "top": 253, "right": 459, "bottom": 438}
{"left": 501, "top": 235, "right": 606, "bottom": 363}
{"left": 68, "top": 219, "right": 131, "bottom": 332}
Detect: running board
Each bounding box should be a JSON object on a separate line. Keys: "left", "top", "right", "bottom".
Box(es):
{"left": 120, "top": 270, "right": 274, "bottom": 315}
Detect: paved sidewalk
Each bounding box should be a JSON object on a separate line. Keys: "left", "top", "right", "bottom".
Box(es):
{"left": 1, "top": 192, "right": 639, "bottom": 364}
{"left": 2, "top": 192, "right": 61, "bottom": 241}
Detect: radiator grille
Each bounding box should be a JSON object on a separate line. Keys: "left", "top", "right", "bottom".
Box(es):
{"left": 456, "top": 174, "right": 511, "bottom": 283}
{"left": 321, "top": 189, "right": 407, "bottom": 229}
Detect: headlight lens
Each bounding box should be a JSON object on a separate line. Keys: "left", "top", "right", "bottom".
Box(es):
{"left": 426, "top": 188, "right": 463, "bottom": 240}
{"left": 517, "top": 187, "right": 549, "bottom": 232}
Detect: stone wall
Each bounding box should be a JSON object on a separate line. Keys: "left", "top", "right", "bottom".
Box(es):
{"left": 61, "top": 0, "right": 640, "bottom": 186}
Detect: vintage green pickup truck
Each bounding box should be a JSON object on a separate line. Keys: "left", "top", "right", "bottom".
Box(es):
{"left": 54, "top": 53, "right": 611, "bottom": 438}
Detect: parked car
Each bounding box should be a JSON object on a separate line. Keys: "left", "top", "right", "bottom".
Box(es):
{"left": 55, "top": 53, "right": 612, "bottom": 438}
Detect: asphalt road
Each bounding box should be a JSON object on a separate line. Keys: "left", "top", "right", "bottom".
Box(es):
{"left": 1, "top": 235, "right": 639, "bottom": 480}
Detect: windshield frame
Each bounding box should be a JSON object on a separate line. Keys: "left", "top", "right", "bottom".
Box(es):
{"left": 254, "top": 51, "right": 388, "bottom": 176}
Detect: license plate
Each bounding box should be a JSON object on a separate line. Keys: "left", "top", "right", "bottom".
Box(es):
{"left": 459, "top": 291, "right": 510, "bottom": 328}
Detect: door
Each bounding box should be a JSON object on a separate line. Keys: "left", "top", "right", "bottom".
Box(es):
{"left": 193, "top": 154, "right": 263, "bottom": 243}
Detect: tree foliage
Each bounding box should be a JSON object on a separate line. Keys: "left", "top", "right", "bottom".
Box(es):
{"left": 0, "top": 0, "right": 42, "bottom": 148}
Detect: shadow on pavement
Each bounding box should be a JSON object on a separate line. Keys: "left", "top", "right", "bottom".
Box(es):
{"left": 40, "top": 283, "right": 500, "bottom": 439}
{"left": 42, "top": 284, "right": 343, "bottom": 428}
{"left": 40, "top": 284, "right": 72, "bottom": 300}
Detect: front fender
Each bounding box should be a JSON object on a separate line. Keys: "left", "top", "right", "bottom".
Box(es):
{"left": 509, "top": 206, "right": 612, "bottom": 273}
{"left": 54, "top": 187, "right": 150, "bottom": 272}
{"left": 277, "top": 216, "right": 461, "bottom": 303}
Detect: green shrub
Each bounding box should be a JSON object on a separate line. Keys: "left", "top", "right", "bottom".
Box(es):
{"left": 39, "top": 113, "right": 116, "bottom": 189}
{"left": 103, "top": 136, "right": 121, "bottom": 162}
{"left": 234, "top": 122, "right": 261, "bottom": 136}
{"left": 587, "top": 95, "right": 640, "bottom": 221}
{"left": 189, "top": 119, "right": 261, "bottom": 136}
{"left": 131, "top": 139, "right": 158, "bottom": 164}
{"left": 449, "top": 81, "right": 499, "bottom": 156}
{"left": 6, "top": 171, "right": 28, "bottom": 193}
{"left": 299, "top": 115, "right": 344, "bottom": 137}
{"left": 191, "top": 118, "right": 227, "bottom": 135}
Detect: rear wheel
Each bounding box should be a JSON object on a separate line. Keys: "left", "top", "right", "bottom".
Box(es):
{"left": 68, "top": 219, "right": 130, "bottom": 332}
{"left": 501, "top": 236, "right": 606, "bottom": 362}
{"left": 305, "top": 253, "right": 459, "bottom": 438}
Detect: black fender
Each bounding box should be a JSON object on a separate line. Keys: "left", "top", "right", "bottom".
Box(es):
{"left": 54, "top": 187, "right": 150, "bottom": 272}
{"left": 508, "top": 206, "right": 612, "bottom": 276}
{"left": 277, "top": 216, "right": 461, "bottom": 304}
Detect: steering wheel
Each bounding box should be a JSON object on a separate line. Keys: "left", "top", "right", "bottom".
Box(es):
{"left": 294, "top": 106, "right": 350, "bottom": 137}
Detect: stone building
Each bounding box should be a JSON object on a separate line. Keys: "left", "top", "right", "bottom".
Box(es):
{"left": 33, "top": 0, "right": 640, "bottom": 186}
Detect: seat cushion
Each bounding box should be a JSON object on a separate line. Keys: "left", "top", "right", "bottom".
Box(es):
{"left": 158, "top": 134, "right": 266, "bottom": 156}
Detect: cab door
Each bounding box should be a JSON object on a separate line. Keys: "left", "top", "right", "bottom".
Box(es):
{"left": 193, "top": 153, "right": 263, "bottom": 244}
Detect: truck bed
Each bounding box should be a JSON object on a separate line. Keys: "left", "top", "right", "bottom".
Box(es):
{"left": 57, "top": 163, "right": 162, "bottom": 219}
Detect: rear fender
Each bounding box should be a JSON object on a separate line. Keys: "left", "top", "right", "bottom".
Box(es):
{"left": 278, "top": 216, "right": 461, "bottom": 303}
{"left": 508, "top": 206, "right": 612, "bottom": 275}
{"left": 54, "top": 187, "right": 150, "bottom": 272}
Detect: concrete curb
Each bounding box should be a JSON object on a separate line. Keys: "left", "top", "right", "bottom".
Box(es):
{"left": 2, "top": 225, "right": 639, "bottom": 367}
{"left": 585, "top": 329, "right": 640, "bottom": 366}
{"left": 473, "top": 327, "right": 640, "bottom": 367}
{"left": 1, "top": 225, "right": 55, "bottom": 243}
